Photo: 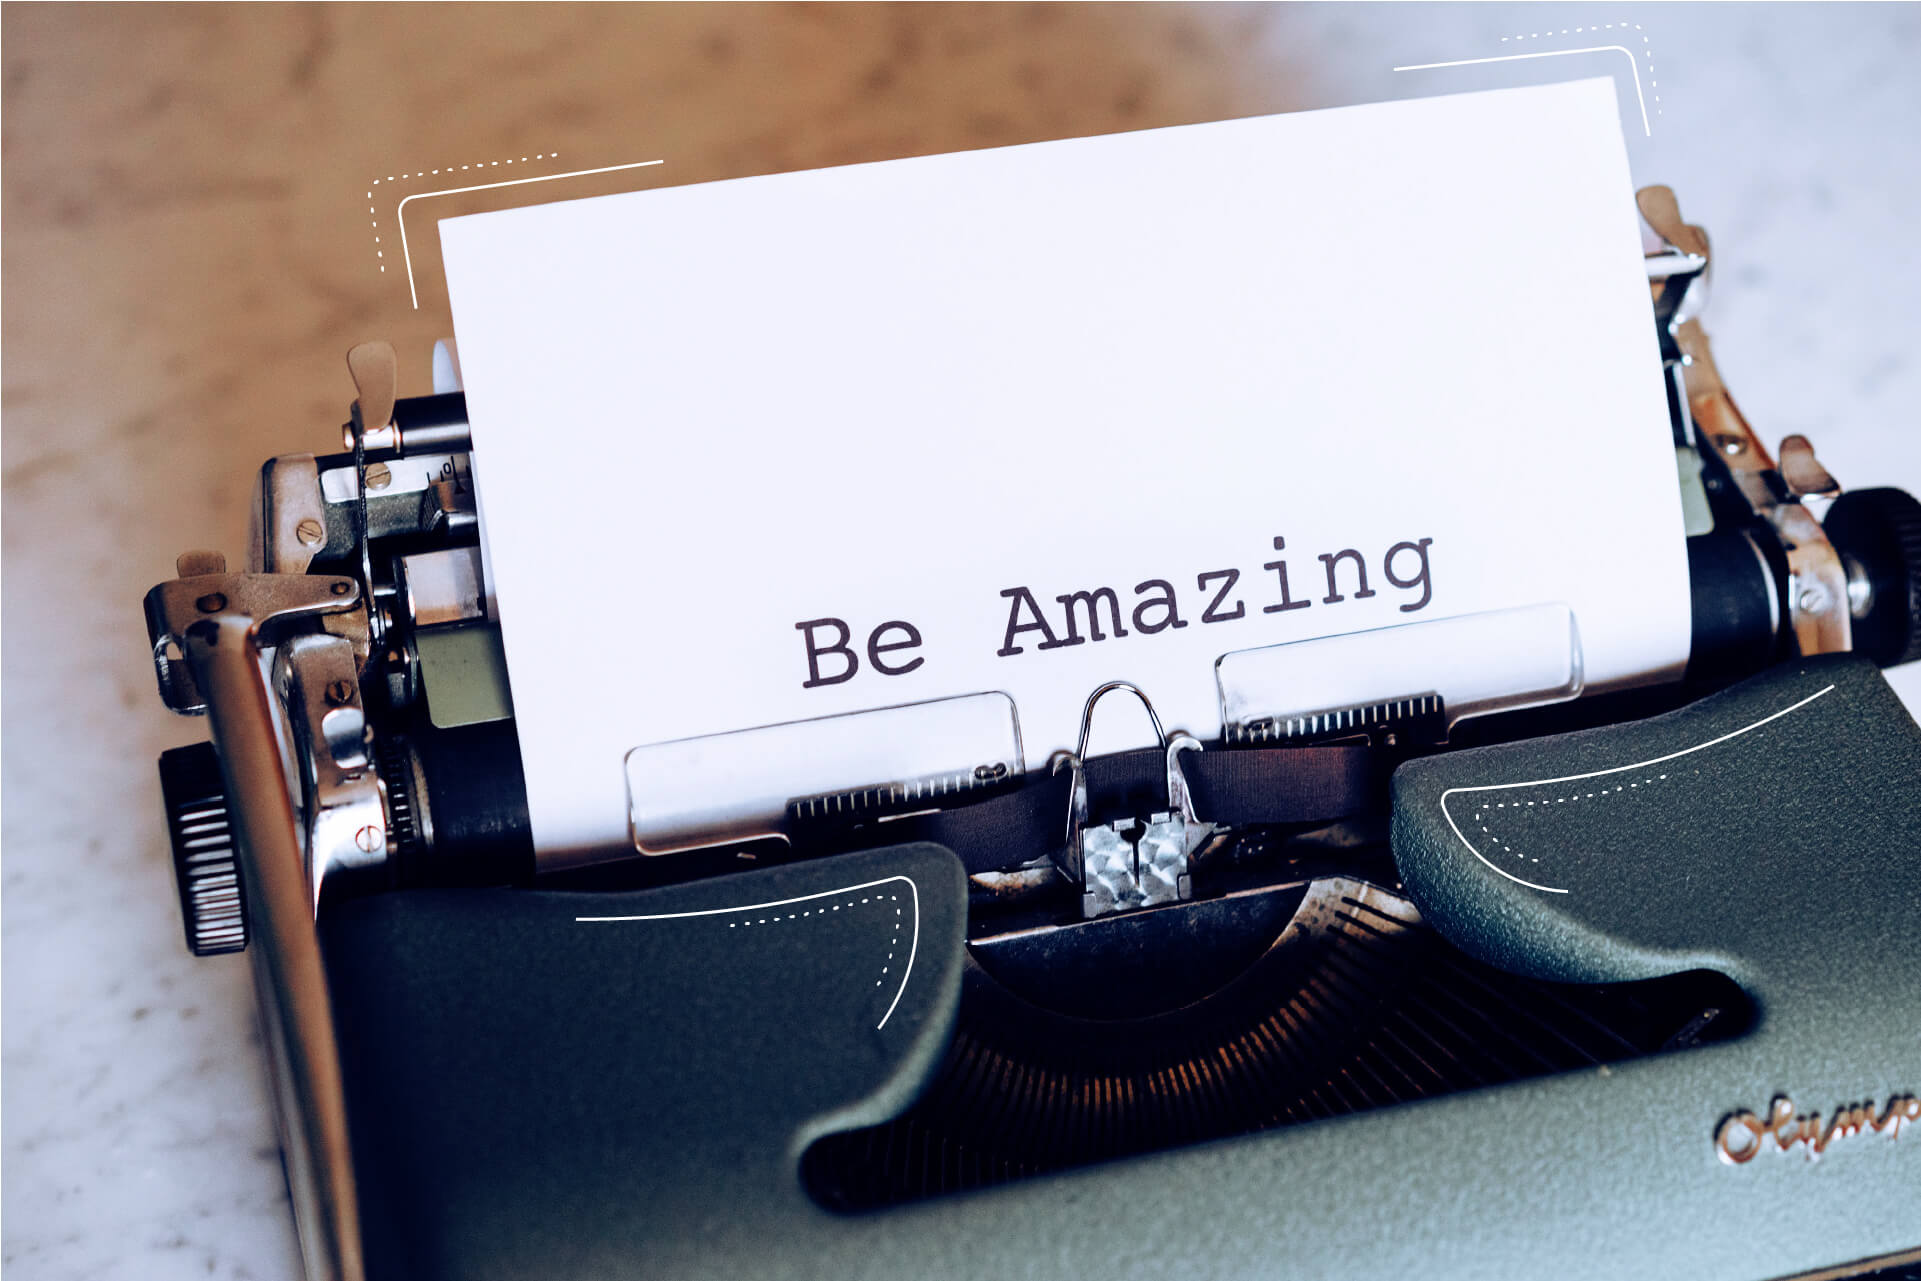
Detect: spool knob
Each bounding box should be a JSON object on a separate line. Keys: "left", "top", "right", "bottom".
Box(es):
{"left": 158, "top": 743, "right": 248, "bottom": 956}
{"left": 1824, "top": 487, "right": 1921, "bottom": 667}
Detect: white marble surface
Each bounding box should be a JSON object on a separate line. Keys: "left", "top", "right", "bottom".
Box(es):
{"left": 3, "top": 5, "right": 1917, "bottom": 1279}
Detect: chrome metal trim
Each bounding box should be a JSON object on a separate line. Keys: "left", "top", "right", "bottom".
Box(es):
{"left": 147, "top": 570, "right": 366, "bottom": 1281}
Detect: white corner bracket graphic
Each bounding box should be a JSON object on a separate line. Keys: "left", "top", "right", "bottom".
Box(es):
{"left": 398, "top": 159, "right": 666, "bottom": 309}
{"left": 1394, "top": 46, "right": 1653, "bottom": 137}
{"left": 574, "top": 874, "right": 922, "bottom": 1030}
{"left": 1438, "top": 684, "right": 1835, "bottom": 894}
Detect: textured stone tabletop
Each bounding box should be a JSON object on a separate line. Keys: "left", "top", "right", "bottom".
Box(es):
{"left": 3, "top": 5, "right": 1917, "bottom": 1278}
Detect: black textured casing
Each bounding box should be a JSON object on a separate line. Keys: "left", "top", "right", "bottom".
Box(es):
{"left": 321, "top": 657, "right": 1921, "bottom": 1280}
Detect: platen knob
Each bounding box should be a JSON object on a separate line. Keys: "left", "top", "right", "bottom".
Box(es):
{"left": 1825, "top": 487, "right": 1921, "bottom": 668}
{"left": 157, "top": 743, "right": 247, "bottom": 956}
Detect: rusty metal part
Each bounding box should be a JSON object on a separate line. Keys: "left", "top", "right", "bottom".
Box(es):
{"left": 969, "top": 861, "right": 1064, "bottom": 903}
{"left": 1677, "top": 319, "right": 1852, "bottom": 657}
{"left": 1638, "top": 186, "right": 1851, "bottom": 660}
{"left": 1638, "top": 186, "right": 1712, "bottom": 454}
{"left": 1778, "top": 434, "right": 1841, "bottom": 506}
{"left": 1637, "top": 185, "right": 1709, "bottom": 260}
{"left": 346, "top": 341, "right": 398, "bottom": 437}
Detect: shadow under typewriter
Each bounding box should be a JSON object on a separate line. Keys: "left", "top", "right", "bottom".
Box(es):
{"left": 802, "top": 834, "right": 1751, "bottom": 1211}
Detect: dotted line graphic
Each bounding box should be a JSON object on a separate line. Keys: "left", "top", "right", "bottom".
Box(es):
{"left": 1439, "top": 685, "right": 1833, "bottom": 895}
{"left": 1500, "top": 23, "right": 1660, "bottom": 117}
{"left": 728, "top": 891, "right": 904, "bottom": 989}
{"left": 576, "top": 873, "right": 920, "bottom": 1029}
{"left": 1473, "top": 772, "right": 1687, "bottom": 864}
{"left": 366, "top": 153, "right": 559, "bottom": 275}
{"left": 373, "top": 153, "right": 558, "bottom": 186}
{"left": 1480, "top": 771, "right": 1678, "bottom": 810}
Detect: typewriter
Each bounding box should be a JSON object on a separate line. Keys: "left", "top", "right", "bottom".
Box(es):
{"left": 142, "top": 186, "right": 1921, "bottom": 1281}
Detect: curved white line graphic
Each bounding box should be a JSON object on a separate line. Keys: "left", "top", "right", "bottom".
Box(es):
{"left": 397, "top": 159, "right": 665, "bottom": 309}
{"left": 1439, "top": 684, "right": 1835, "bottom": 894}
{"left": 1393, "top": 46, "right": 1652, "bottom": 136}
{"left": 575, "top": 874, "right": 921, "bottom": 1030}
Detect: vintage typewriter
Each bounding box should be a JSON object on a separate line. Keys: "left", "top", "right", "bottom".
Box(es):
{"left": 142, "top": 186, "right": 1921, "bottom": 1281}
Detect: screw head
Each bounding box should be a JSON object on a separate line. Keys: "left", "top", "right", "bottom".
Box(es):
{"left": 1718, "top": 434, "right": 1748, "bottom": 456}
{"left": 323, "top": 678, "right": 356, "bottom": 707}
{"left": 195, "top": 592, "right": 228, "bottom": 613}
{"left": 1797, "top": 587, "right": 1827, "bottom": 613}
{"left": 295, "top": 518, "right": 325, "bottom": 547}
{"left": 364, "top": 462, "right": 392, "bottom": 491}
{"left": 354, "top": 825, "right": 386, "bottom": 854}
{"left": 329, "top": 580, "right": 352, "bottom": 597}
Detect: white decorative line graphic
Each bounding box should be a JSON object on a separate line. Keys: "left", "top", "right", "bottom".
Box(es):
{"left": 574, "top": 874, "right": 921, "bottom": 1030}
{"left": 396, "top": 159, "right": 665, "bottom": 309}
{"left": 1471, "top": 770, "right": 1678, "bottom": 866}
{"left": 1439, "top": 684, "right": 1835, "bottom": 894}
{"left": 1394, "top": 22, "right": 1663, "bottom": 137}
{"left": 1498, "top": 22, "right": 1660, "bottom": 119}
{"left": 374, "top": 154, "right": 560, "bottom": 185}
{"left": 366, "top": 153, "right": 561, "bottom": 276}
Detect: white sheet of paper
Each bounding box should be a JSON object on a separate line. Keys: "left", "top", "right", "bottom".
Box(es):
{"left": 442, "top": 78, "right": 1688, "bottom": 862}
